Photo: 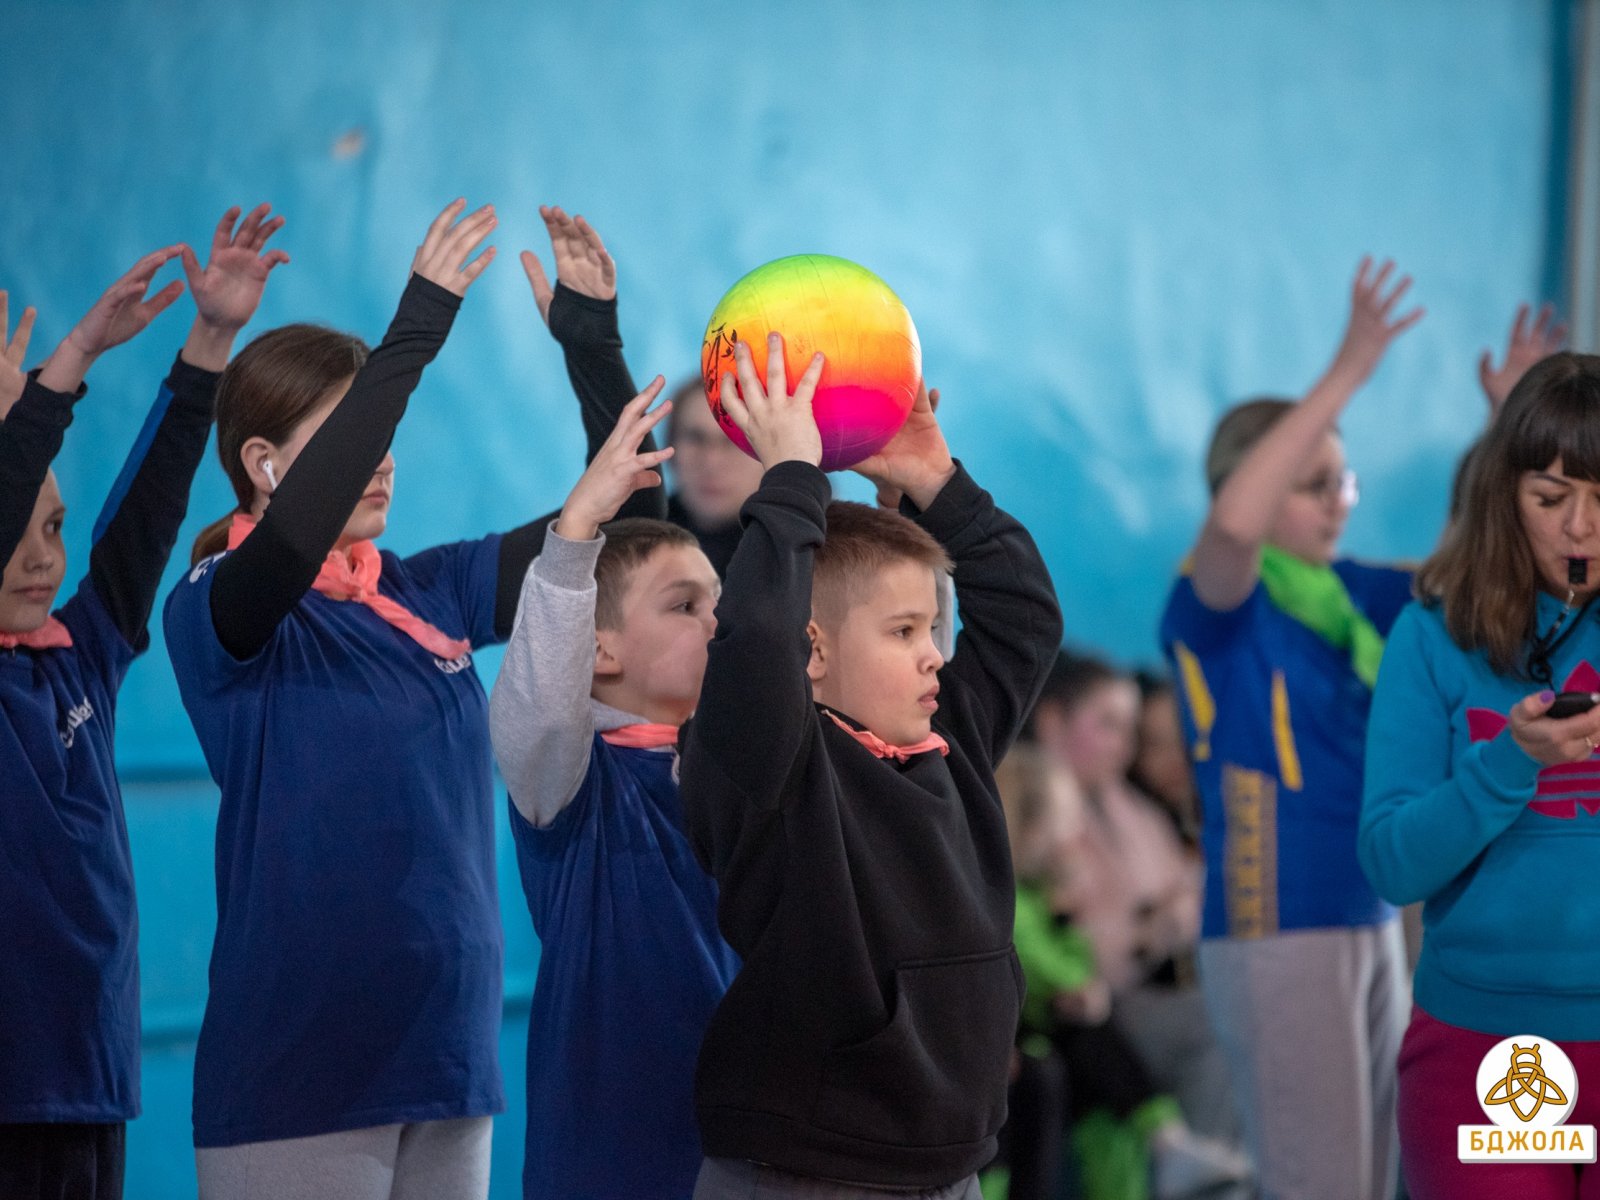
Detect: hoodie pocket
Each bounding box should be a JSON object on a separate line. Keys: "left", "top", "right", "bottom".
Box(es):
{"left": 811, "top": 947, "right": 1022, "bottom": 1147}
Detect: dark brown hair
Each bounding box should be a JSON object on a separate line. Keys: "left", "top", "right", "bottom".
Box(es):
{"left": 1204, "top": 397, "right": 1295, "bottom": 494}
{"left": 811, "top": 501, "right": 953, "bottom": 629}
{"left": 1023, "top": 647, "right": 1125, "bottom": 738}
{"left": 191, "top": 324, "right": 368, "bottom": 564}
{"left": 1416, "top": 352, "right": 1600, "bottom": 675}
{"left": 594, "top": 518, "right": 702, "bottom": 630}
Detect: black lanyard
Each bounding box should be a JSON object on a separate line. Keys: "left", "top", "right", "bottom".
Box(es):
{"left": 1528, "top": 591, "right": 1600, "bottom": 687}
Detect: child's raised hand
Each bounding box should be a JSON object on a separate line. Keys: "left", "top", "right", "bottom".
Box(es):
{"left": 411, "top": 199, "right": 497, "bottom": 297}
{"left": 851, "top": 381, "right": 955, "bottom": 510}
{"left": 718, "top": 334, "right": 824, "bottom": 471}
{"left": 181, "top": 204, "right": 290, "bottom": 334}
{"left": 1325, "top": 257, "right": 1424, "bottom": 390}
{"left": 1479, "top": 302, "right": 1566, "bottom": 416}
{"left": 0, "top": 291, "right": 37, "bottom": 417}
{"left": 38, "top": 247, "right": 186, "bottom": 393}
{"left": 521, "top": 205, "right": 617, "bottom": 327}
{"left": 553, "top": 377, "right": 674, "bottom": 541}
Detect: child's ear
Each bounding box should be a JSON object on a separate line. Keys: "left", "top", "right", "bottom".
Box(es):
{"left": 594, "top": 630, "right": 623, "bottom": 678}
{"left": 805, "top": 618, "right": 827, "bottom": 684}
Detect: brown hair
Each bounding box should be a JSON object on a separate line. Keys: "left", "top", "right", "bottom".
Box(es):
{"left": 1204, "top": 397, "right": 1296, "bottom": 494}
{"left": 1023, "top": 647, "right": 1125, "bottom": 738}
{"left": 811, "top": 501, "right": 953, "bottom": 630}
{"left": 663, "top": 375, "right": 710, "bottom": 448}
{"left": 190, "top": 325, "right": 368, "bottom": 564}
{"left": 594, "top": 518, "right": 702, "bottom": 630}
{"left": 1416, "top": 352, "right": 1600, "bottom": 675}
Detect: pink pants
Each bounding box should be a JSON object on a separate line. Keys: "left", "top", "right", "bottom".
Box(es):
{"left": 1400, "top": 1006, "right": 1600, "bottom": 1200}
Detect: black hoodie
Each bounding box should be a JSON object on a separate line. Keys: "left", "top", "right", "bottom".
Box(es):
{"left": 680, "top": 459, "right": 1063, "bottom": 1188}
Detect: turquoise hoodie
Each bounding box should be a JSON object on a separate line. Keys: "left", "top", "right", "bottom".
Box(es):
{"left": 1360, "top": 595, "right": 1600, "bottom": 1040}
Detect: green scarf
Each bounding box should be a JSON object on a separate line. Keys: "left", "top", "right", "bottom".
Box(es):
{"left": 1258, "top": 545, "right": 1386, "bottom": 689}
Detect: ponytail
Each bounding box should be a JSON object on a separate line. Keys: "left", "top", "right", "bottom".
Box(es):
{"left": 191, "top": 511, "right": 238, "bottom": 566}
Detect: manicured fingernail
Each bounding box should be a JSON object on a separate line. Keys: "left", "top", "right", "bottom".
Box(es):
{"left": 1540, "top": 690, "right": 1556, "bottom": 703}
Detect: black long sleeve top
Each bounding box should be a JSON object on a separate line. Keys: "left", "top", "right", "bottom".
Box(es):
{"left": 679, "top": 460, "right": 1064, "bottom": 1187}
{"left": 208, "top": 276, "right": 659, "bottom": 661}
{"left": 2, "top": 357, "right": 219, "bottom": 650}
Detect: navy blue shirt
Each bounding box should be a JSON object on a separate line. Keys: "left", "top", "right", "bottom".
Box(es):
{"left": 0, "top": 584, "right": 137, "bottom": 1122}
{"left": 512, "top": 735, "right": 738, "bottom": 1200}
{"left": 1, "top": 357, "right": 219, "bottom": 1123}
{"left": 164, "top": 535, "right": 507, "bottom": 1146}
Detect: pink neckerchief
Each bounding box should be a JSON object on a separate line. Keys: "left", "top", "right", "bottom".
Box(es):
{"left": 0, "top": 617, "right": 72, "bottom": 651}
{"left": 228, "top": 514, "right": 471, "bottom": 661}
{"left": 600, "top": 723, "right": 681, "bottom": 750}
{"left": 822, "top": 707, "right": 950, "bottom": 762}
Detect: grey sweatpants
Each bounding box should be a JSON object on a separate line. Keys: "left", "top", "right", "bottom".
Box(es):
{"left": 692, "top": 1158, "right": 982, "bottom": 1199}
{"left": 1198, "top": 920, "right": 1408, "bottom": 1200}
{"left": 195, "top": 1117, "right": 492, "bottom": 1200}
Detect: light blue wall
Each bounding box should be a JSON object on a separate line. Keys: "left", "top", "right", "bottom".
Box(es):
{"left": 0, "top": 2, "right": 1569, "bottom": 1197}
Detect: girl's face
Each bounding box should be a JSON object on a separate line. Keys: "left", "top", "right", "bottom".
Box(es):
{"left": 1518, "top": 456, "right": 1600, "bottom": 600}
{"left": 244, "top": 378, "right": 394, "bottom": 548}
{"left": 0, "top": 471, "right": 66, "bottom": 634}
{"left": 1058, "top": 678, "right": 1141, "bottom": 794}
{"left": 1267, "top": 432, "right": 1354, "bottom": 566}
{"left": 1134, "top": 689, "right": 1195, "bottom": 810}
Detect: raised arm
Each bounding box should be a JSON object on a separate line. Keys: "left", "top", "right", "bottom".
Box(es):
{"left": 855, "top": 383, "right": 1063, "bottom": 761}
{"left": 88, "top": 205, "right": 288, "bottom": 647}
{"left": 490, "top": 382, "right": 672, "bottom": 827}
{"left": 1479, "top": 302, "right": 1566, "bottom": 420}
{"left": 1192, "top": 258, "right": 1422, "bottom": 612}
{"left": 209, "top": 199, "right": 496, "bottom": 660}
{"left": 681, "top": 338, "right": 828, "bottom": 858}
{"left": 490, "top": 206, "right": 662, "bottom": 640}
{"left": 0, "top": 249, "right": 186, "bottom": 569}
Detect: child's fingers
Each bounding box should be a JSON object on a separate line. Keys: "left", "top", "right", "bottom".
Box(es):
{"left": 633, "top": 447, "right": 675, "bottom": 471}
{"left": 9, "top": 306, "right": 35, "bottom": 364}
{"left": 927, "top": 386, "right": 941, "bottom": 413}
{"left": 443, "top": 205, "right": 497, "bottom": 255}
{"left": 1551, "top": 321, "right": 1570, "bottom": 349}
{"left": 520, "top": 251, "right": 553, "bottom": 306}
{"left": 1378, "top": 274, "right": 1412, "bottom": 315}
{"left": 732, "top": 342, "right": 766, "bottom": 410}
{"left": 423, "top": 199, "right": 468, "bottom": 253}
{"left": 719, "top": 374, "right": 751, "bottom": 431}
{"left": 119, "top": 245, "right": 185, "bottom": 288}
{"left": 235, "top": 203, "right": 268, "bottom": 248}
{"left": 254, "top": 215, "right": 286, "bottom": 252}
{"left": 0, "top": 291, "right": 9, "bottom": 339}
{"left": 1512, "top": 302, "right": 1532, "bottom": 344}
{"left": 1389, "top": 306, "right": 1425, "bottom": 337}
{"left": 211, "top": 207, "right": 243, "bottom": 257}
{"left": 180, "top": 244, "right": 204, "bottom": 289}
{"left": 792, "top": 351, "right": 826, "bottom": 403}
{"left": 459, "top": 245, "right": 496, "bottom": 286}
{"left": 1352, "top": 255, "right": 1373, "bottom": 294}
{"left": 765, "top": 333, "right": 789, "bottom": 401}
{"left": 263, "top": 250, "right": 291, "bottom": 273}
{"left": 141, "top": 279, "right": 186, "bottom": 320}
{"left": 1368, "top": 259, "right": 1395, "bottom": 296}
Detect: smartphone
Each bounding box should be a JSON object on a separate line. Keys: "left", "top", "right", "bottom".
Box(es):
{"left": 1548, "top": 691, "right": 1600, "bottom": 719}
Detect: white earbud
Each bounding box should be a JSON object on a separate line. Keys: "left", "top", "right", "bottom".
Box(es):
{"left": 262, "top": 460, "right": 279, "bottom": 492}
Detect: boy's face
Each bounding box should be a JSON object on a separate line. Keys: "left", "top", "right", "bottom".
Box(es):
{"left": 1266, "top": 431, "right": 1351, "bottom": 567}
{"left": 807, "top": 559, "right": 945, "bottom": 747}
{"left": 595, "top": 543, "right": 721, "bottom": 725}
{"left": 0, "top": 471, "right": 66, "bottom": 634}
{"left": 669, "top": 395, "right": 765, "bottom": 529}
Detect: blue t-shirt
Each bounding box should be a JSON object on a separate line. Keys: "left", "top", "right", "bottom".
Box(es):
{"left": 0, "top": 583, "right": 137, "bottom": 1122}
{"left": 1159, "top": 558, "right": 1413, "bottom": 938}
{"left": 511, "top": 735, "right": 739, "bottom": 1200}
{"left": 163, "top": 536, "right": 507, "bottom": 1147}
{"left": 1362, "top": 597, "right": 1600, "bottom": 1041}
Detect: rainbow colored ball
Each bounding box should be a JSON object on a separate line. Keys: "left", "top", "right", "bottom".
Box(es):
{"left": 700, "top": 255, "right": 922, "bottom": 471}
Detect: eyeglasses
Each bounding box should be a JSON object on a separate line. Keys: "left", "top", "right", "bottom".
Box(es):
{"left": 1292, "top": 468, "right": 1360, "bottom": 508}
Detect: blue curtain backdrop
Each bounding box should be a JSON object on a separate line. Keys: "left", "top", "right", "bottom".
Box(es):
{"left": 0, "top": 2, "right": 1570, "bottom": 1196}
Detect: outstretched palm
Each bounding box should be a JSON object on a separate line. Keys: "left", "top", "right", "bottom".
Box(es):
{"left": 183, "top": 204, "right": 289, "bottom": 332}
